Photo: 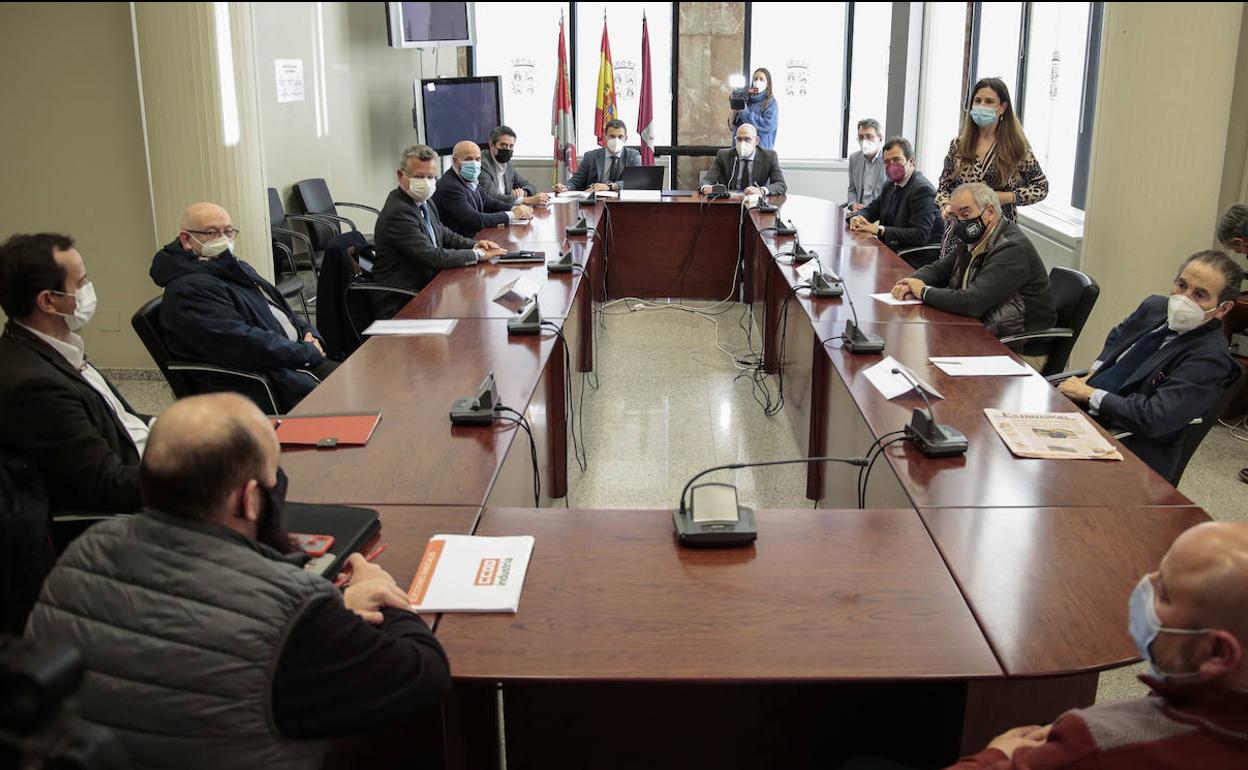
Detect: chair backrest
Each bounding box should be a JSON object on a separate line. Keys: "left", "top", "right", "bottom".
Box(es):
{"left": 1172, "top": 361, "right": 1246, "bottom": 485}
{"left": 131, "top": 296, "right": 198, "bottom": 399}
{"left": 1044, "top": 266, "right": 1100, "bottom": 375}
{"left": 292, "top": 178, "right": 341, "bottom": 252}
{"left": 267, "top": 188, "right": 294, "bottom": 275}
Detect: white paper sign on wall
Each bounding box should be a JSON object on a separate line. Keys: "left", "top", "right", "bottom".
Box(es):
{"left": 275, "top": 59, "right": 304, "bottom": 103}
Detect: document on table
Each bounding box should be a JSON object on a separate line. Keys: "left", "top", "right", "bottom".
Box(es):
{"left": 619, "top": 189, "right": 662, "bottom": 202}
{"left": 984, "top": 409, "right": 1124, "bottom": 461}
{"left": 362, "top": 319, "right": 457, "bottom": 337}
{"left": 862, "top": 356, "right": 944, "bottom": 400}
{"left": 870, "top": 292, "right": 924, "bottom": 306}
{"left": 929, "top": 356, "right": 1032, "bottom": 377}
{"left": 510, "top": 218, "right": 532, "bottom": 226}
{"left": 407, "top": 534, "right": 535, "bottom": 613}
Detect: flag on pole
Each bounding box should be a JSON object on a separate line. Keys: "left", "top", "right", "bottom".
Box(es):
{"left": 593, "top": 15, "right": 618, "bottom": 147}
{"left": 551, "top": 13, "right": 577, "bottom": 184}
{"left": 637, "top": 13, "right": 655, "bottom": 165}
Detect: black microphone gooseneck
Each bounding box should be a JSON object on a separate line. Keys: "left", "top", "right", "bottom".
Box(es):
{"left": 889, "top": 366, "right": 968, "bottom": 457}
{"left": 678, "top": 455, "right": 869, "bottom": 516}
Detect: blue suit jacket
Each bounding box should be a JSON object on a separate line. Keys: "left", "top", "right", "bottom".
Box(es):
{"left": 1093, "top": 294, "right": 1240, "bottom": 480}
{"left": 566, "top": 146, "right": 642, "bottom": 191}
{"left": 431, "top": 168, "right": 512, "bottom": 238}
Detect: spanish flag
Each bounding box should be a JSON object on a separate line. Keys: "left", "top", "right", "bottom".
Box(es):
{"left": 593, "top": 18, "right": 618, "bottom": 147}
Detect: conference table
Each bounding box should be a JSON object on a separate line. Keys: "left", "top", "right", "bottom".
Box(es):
{"left": 284, "top": 190, "right": 1206, "bottom": 769}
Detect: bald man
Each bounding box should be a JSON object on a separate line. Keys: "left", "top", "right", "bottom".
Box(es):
{"left": 149, "top": 202, "right": 335, "bottom": 413}
{"left": 699, "top": 122, "right": 787, "bottom": 199}
{"left": 431, "top": 139, "right": 534, "bottom": 238}
{"left": 26, "top": 394, "right": 451, "bottom": 770}
{"left": 947, "top": 521, "right": 1248, "bottom": 769}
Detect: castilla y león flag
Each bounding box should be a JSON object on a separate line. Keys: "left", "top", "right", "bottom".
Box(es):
{"left": 551, "top": 14, "right": 577, "bottom": 184}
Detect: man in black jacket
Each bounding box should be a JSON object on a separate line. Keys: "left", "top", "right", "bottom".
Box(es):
{"left": 1057, "top": 251, "right": 1242, "bottom": 481}
{"left": 480, "top": 125, "right": 551, "bottom": 208}
{"left": 27, "top": 393, "right": 451, "bottom": 769}
{"left": 150, "top": 202, "right": 335, "bottom": 414}
{"left": 892, "top": 182, "right": 1056, "bottom": 370}
{"left": 0, "top": 232, "right": 146, "bottom": 515}
{"left": 848, "top": 136, "right": 941, "bottom": 253}
{"left": 698, "top": 123, "right": 788, "bottom": 197}
{"left": 432, "top": 140, "right": 533, "bottom": 238}
{"left": 373, "top": 144, "right": 506, "bottom": 314}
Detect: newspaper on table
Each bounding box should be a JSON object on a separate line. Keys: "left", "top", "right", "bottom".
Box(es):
{"left": 984, "top": 408, "right": 1123, "bottom": 461}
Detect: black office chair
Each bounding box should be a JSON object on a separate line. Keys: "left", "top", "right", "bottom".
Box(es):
{"left": 1000, "top": 266, "right": 1100, "bottom": 376}
{"left": 273, "top": 242, "right": 310, "bottom": 323}
{"left": 131, "top": 296, "right": 281, "bottom": 415}
{"left": 895, "top": 245, "right": 941, "bottom": 269}
{"left": 292, "top": 178, "right": 378, "bottom": 255}
{"left": 344, "top": 282, "right": 419, "bottom": 350}
{"left": 269, "top": 187, "right": 330, "bottom": 280}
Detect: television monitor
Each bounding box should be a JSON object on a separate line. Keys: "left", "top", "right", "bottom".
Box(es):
{"left": 386, "top": 2, "right": 475, "bottom": 49}
{"left": 415, "top": 76, "right": 502, "bottom": 155}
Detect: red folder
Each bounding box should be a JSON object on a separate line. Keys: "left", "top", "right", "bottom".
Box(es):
{"left": 272, "top": 412, "right": 381, "bottom": 447}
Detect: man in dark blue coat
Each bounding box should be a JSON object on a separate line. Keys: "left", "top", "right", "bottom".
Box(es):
{"left": 432, "top": 140, "right": 533, "bottom": 239}
{"left": 1058, "top": 250, "right": 1242, "bottom": 481}
{"left": 149, "top": 202, "right": 336, "bottom": 413}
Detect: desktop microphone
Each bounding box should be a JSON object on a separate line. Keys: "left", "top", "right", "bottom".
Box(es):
{"left": 673, "top": 455, "right": 869, "bottom": 547}
{"left": 806, "top": 254, "right": 843, "bottom": 298}
{"left": 579, "top": 189, "right": 598, "bottom": 207}
{"left": 450, "top": 371, "right": 499, "bottom": 425}
{"left": 789, "top": 237, "right": 814, "bottom": 265}
{"left": 566, "top": 215, "right": 590, "bottom": 236}
{"left": 840, "top": 289, "right": 885, "bottom": 353}
{"left": 890, "top": 367, "right": 968, "bottom": 457}
{"left": 507, "top": 297, "right": 542, "bottom": 336}
{"left": 548, "top": 240, "right": 576, "bottom": 273}
{"left": 773, "top": 218, "right": 797, "bottom": 236}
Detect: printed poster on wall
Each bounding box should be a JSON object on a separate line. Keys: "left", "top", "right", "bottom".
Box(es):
{"left": 275, "top": 59, "right": 304, "bottom": 103}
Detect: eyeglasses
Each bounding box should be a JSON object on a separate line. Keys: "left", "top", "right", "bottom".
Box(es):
{"left": 186, "top": 227, "right": 240, "bottom": 239}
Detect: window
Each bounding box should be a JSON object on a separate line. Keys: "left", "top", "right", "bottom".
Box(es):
{"left": 574, "top": 2, "right": 673, "bottom": 154}
{"left": 916, "top": 2, "right": 967, "bottom": 179}
{"left": 848, "top": 2, "right": 892, "bottom": 151}
{"left": 473, "top": 2, "right": 570, "bottom": 160}
{"left": 1021, "top": 2, "right": 1093, "bottom": 215}
{"left": 973, "top": 2, "right": 1023, "bottom": 97}
{"left": 749, "top": 3, "right": 846, "bottom": 161}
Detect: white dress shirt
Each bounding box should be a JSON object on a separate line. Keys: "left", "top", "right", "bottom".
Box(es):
{"left": 17, "top": 322, "right": 150, "bottom": 455}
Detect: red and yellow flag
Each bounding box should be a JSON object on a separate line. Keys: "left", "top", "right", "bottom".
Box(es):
{"left": 593, "top": 18, "right": 618, "bottom": 147}
{"left": 551, "top": 13, "right": 577, "bottom": 183}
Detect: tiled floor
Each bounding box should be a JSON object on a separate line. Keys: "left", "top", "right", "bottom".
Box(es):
{"left": 110, "top": 301, "right": 1247, "bottom": 706}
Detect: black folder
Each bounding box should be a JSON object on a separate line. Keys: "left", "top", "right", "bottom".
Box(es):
{"left": 285, "top": 502, "right": 381, "bottom": 579}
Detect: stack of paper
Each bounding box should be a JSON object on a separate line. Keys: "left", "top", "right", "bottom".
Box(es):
{"left": 929, "top": 356, "right": 1032, "bottom": 377}
{"left": 862, "top": 356, "right": 944, "bottom": 400}
{"left": 870, "top": 292, "right": 924, "bottom": 306}
{"left": 363, "top": 319, "right": 457, "bottom": 337}
{"left": 406, "top": 534, "right": 536, "bottom": 613}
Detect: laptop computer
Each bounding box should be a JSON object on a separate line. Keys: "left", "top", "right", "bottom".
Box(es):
{"left": 619, "top": 165, "right": 665, "bottom": 191}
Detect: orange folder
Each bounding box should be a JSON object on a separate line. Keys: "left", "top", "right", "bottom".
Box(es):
{"left": 272, "top": 411, "right": 381, "bottom": 447}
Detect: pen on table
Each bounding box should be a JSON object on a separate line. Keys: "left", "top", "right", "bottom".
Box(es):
{"left": 334, "top": 543, "right": 389, "bottom": 587}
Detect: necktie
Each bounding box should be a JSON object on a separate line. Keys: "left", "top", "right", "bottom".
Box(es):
{"left": 882, "top": 187, "right": 901, "bottom": 224}
{"left": 1087, "top": 326, "right": 1172, "bottom": 394}
{"left": 418, "top": 203, "right": 437, "bottom": 244}
{"left": 608, "top": 155, "right": 619, "bottom": 182}
{"left": 737, "top": 159, "right": 752, "bottom": 190}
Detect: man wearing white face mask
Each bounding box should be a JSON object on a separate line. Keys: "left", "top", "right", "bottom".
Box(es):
{"left": 150, "top": 202, "right": 337, "bottom": 414}
{"left": 374, "top": 144, "right": 506, "bottom": 315}
{"left": 944, "top": 520, "right": 1248, "bottom": 770}
{"left": 556, "top": 119, "right": 641, "bottom": 193}
{"left": 1058, "top": 250, "right": 1242, "bottom": 482}
{"left": 0, "top": 232, "right": 147, "bottom": 516}
{"left": 699, "top": 123, "right": 787, "bottom": 198}
{"left": 847, "top": 118, "right": 886, "bottom": 212}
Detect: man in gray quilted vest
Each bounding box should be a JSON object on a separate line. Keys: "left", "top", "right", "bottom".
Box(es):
{"left": 26, "top": 393, "right": 451, "bottom": 769}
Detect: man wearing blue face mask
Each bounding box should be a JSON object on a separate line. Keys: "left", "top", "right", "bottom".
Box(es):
{"left": 944, "top": 520, "right": 1248, "bottom": 769}
{"left": 431, "top": 140, "right": 534, "bottom": 239}
{"left": 0, "top": 232, "right": 148, "bottom": 519}
{"left": 149, "top": 202, "right": 337, "bottom": 414}
{"left": 1057, "top": 251, "right": 1242, "bottom": 482}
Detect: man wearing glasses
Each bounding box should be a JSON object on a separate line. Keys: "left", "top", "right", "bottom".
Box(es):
{"left": 149, "top": 202, "right": 336, "bottom": 413}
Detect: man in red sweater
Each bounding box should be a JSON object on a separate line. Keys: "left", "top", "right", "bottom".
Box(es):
{"left": 951, "top": 520, "right": 1248, "bottom": 769}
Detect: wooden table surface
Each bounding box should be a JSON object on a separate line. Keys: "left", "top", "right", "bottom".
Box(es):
{"left": 919, "top": 506, "right": 1210, "bottom": 676}
{"left": 397, "top": 245, "right": 586, "bottom": 320}
{"left": 436, "top": 507, "right": 1002, "bottom": 682}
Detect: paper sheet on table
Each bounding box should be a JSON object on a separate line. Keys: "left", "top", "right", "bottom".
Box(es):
{"left": 362, "top": 319, "right": 457, "bottom": 337}
{"left": 796, "top": 259, "right": 840, "bottom": 284}
{"left": 553, "top": 191, "right": 587, "bottom": 202}
{"left": 406, "top": 534, "right": 535, "bottom": 613}
{"left": 619, "top": 189, "right": 661, "bottom": 202}
{"left": 862, "top": 356, "right": 944, "bottom": 400}
{"left": 510, "top": 218, "right": 532, "bottom": 226}
{"left": 984, "top": 408, "right": 1124, "bottom": 461}
{"left": 870, "top": 292, "right": 924, "bottom": 306}
{"left": 592, "top": 190, "right": 619, "bottom": 198}
{"left": 929, "top": 356, "right": 1032, "bottom": 377}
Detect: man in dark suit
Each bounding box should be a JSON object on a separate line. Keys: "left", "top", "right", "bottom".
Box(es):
{"left": 556, "top": 119, "right": 642, "bottom": 193}
{"left": 480, "top": 125, "right": 551, "bottom": 208}
{"left": 150, "top": 202, "right": 335, "bottom": 414}
{"left": 1058, "top": 250, "right": 1243, "bottom": 481}
{"left": 374, "top": 144, "right": 506, "bottom": 314}
{"left": 698, "top": 123, "right": 787, "bottom": 197}
{"left": 0, "top": 233, "right": 146, "bottom": 514}
{"left": 847, "top": 137, "right": 941, "bottom": 252}
{"left": 433, "top": 140, "right": 533, "bottom": 239}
